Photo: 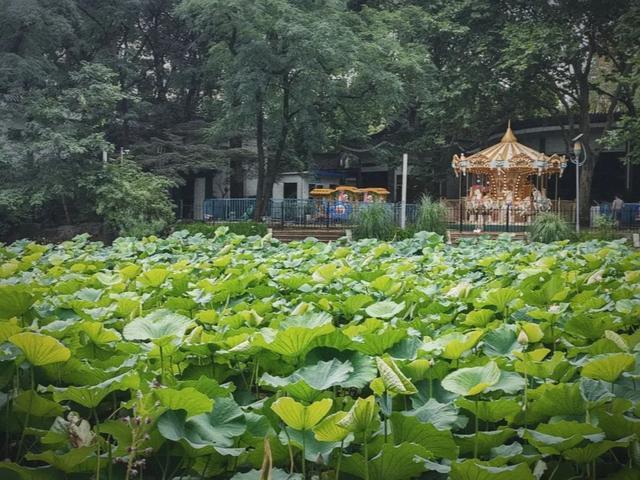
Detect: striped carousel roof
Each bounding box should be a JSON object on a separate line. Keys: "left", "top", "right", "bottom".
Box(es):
{"left": 452, "top": 121, "right": 567, "bottom": 175}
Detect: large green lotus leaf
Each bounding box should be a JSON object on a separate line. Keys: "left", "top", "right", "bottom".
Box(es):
{"left": 455, "top": 428, "right": 517, "bottom": 456}
{"left": 157, "top": 397, "right": 246, "bottom": 448}
{"left": 313, "top": 411, "right": 350, "bottom": 442}
{"left": 254, "top": 323, "right": 335, "bottom": 357}
{"left": 0, "top": 285, "right": 34, "bottom": 320}
{"left": 51, "top": 371, "right": 140, "bottom": 408}
{"left": 522, "top": 424, "right": 603, "bottom": 454}
{"left": 462, "top": 309, "right": 494, "bottom": 327}
{"left": 365, "top": 301, "right": 405, "bottom": 319}
{"left": 514, "top": 351, "right": 568, "bottom": 380}
{"left": 280, "top": 427, "right": 341, "bottom": 462}
{"left": 581, "top": 353, "right": 635, "bottom": 383}
{"left": 597, "top": 411, "right": 640, "bottom": 441}
{"left": 9, "top": 332, "right": 70, "bottom": 366}
{"left": 376, "top": 356, "right": 417, "bottom": 394}
{"left": 178, "top": 376, "right": 234, "bottom": 399}
{"left": 123, "top": 309, "right": 194, "bottom": 341}
{"left": 155, "top": 387, "right": 214, "bottom": 417}
{"left": 0, "top": 461, "right": 63, "bottom": 480}
{"left": 138, "top": 268, "right": 169, "bottom": 287}
{"left": 579, "top": 377, "right": 616, "bottom": 406}
{"left": 0, "top": 322, "right": 22, "bottom": 342}
{"left": 564, "top": 312, "right": 613, "bottom": 341}
{"left": 405, "top": 398, "right": 464, "bottom": 430}
{"left": 261, "top": 359, "right": 353, "bottom": 391}
{"left": 390, "top": 413, "right": 458, "bottom": 459}
{"left": 482, "top": 326, "right": 520, "bottom": 357}
{"left": 341, "top": 294, "right": 374, "bottom": 317}
{"left": 442, "top": 330, "right": 484, "bottom": 360}
{"left": 456, "top": 398, "right": 521, "bottom": 423}
{"left": 337, "top": 395, "right": 380, "bottom": 434}
{"left": 450, "top": 460, "right": 534, "bottom": 480}
{"left": 480, "top": 287, "right": 519, "bottom": 312}
{"left": 77, "top": 321, "right": 121, "bottom": 344}
{"left": 340, "top": 442, "right": 430, "bottom": 480}
{"left": 528, "top": 383, "right": 586, "bottom": 418}
{"left": 25, "top": 447, "right": 95, "bottom": 474}
{"left": 485, "top": 370, "right": 525, "bottom": 394}
{"left": 563, "top": 438, "right": 631, "bottom": 463}
{"left": 271, "top": 397, "right": 332, "bottom": 430}
{"left": 441, "top": 361, "right": 500, "bottom": 397}
{"left": 351, "top": 328, "right": 407, "bottom": 355}
{"left": 14, "top": 390, "right": 65, "bottom": 417}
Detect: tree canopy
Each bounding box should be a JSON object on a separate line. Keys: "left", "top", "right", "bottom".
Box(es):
{"left": 0, "top": 0, "right": 638, "bottom": 232}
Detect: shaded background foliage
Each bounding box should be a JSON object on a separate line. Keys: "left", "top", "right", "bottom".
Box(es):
{"left": 0, "top": 0, "right": 638, "bottom": 234}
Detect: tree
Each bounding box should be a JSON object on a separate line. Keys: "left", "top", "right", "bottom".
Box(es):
{"left": 0, "top": 63, "right": 124, "bottom": 230}
{"left": 499, "top": 0, "right": 636, "bottom": 222}
{"left": 179, "top": 0, "right": 410, "bottom": 219}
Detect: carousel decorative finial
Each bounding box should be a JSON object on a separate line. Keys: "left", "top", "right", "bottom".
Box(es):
{"left": 500, "top": 119, "right": 517, "bottom": 143}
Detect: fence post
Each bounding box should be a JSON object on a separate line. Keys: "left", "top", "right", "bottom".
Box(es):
{"left": 459, "top": 200, "right": 463, "bottom": 232}
{"left": 506, "top": 205, "right": 510, "bottom": 232}
{"left": 280, "top": 201, "right": 285, "bottom": 228}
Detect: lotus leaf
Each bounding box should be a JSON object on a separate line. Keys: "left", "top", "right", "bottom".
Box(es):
{"left": 9, "top": 332, "right": 71, "bottom": 366}
{"left": 441, "top": 361, "right": 501, "bottom": 396}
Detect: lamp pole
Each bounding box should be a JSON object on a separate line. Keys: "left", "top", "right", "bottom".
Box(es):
{"left": 400, "top": 153, "right": 408, "bottom": 229}
{"left": 569, "top": 134, "right": 587, "bottom": 234}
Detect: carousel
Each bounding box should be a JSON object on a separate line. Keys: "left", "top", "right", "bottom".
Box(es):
{"left": 451, "top": 122, "right": 567, "bottom": 229}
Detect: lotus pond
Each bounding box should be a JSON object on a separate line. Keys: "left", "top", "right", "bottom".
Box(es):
{"left": 1, "top": 230, "right": 639, "bottom": 480}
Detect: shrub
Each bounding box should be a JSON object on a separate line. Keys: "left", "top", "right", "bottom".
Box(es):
{"left": 528, "top": 213, "right": 574, "bottom": 243}
{"left": 95, "top": 160, "right": 175, "bottom": 237}
{"left": 594, "top": 215, "right": 617, "bottom": 240}
{"left": 179, "top": 221, "right": 267, "bottom": 237}
{"left": 352, "top": 202, "right": 395, "bottom": 240}
{"left": 415, "top": 195, "right": 448, "bottom": 235}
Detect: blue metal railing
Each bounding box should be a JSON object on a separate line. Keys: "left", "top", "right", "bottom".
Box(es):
{"left": 595, "top": 203, "right": 640, "bottom": 227}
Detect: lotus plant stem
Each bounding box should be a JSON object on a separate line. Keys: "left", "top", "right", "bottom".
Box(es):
{"left": 473, "top": 399, "right": 479, "bottom": 459}
{"left": 302, "top": 428, "right": 307, "bottom": 479}
{"left": 17, "top": 365, "right": 35, "bottom": 461}
{"left": 93, "top": 407, "right": 101, "bottom": 480}
{"left": 200, "top": 454, "right": 212, "bottom": 480}
{"left": 159, "top": 345, "right": 165, "bottom": 383}
{"left": 363, "top": 437, "right": 369, "bottom": 480}
{"left": 335, "top": 440, "right": 343, "bottom": 480}
{"left": 108, "top": 434, "right": 113, "bottom": 480}
{"left": 523, "top": 361, "right": 528, "bottom": 430}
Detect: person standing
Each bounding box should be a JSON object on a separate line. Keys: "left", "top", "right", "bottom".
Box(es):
{"left": 612, "top": 194, "right": 624, "bottom": 228}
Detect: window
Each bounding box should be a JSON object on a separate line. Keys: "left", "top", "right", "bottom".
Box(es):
{"left": 284, "top": 182, "right": 298, "bottom": 199}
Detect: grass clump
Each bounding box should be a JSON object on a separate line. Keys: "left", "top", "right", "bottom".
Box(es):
{"left": 415, "top": 195, "right": 448, "bottom": 235}
{"left": 528, "top": 213, "right": 574, "bottom": 243}
{"left": 352, "top": 203, "right": 395, "bottom": 240}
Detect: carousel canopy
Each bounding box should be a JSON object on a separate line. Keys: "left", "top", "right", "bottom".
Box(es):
{"left": 452, "top": 122, "right": 567, "bottom": 176}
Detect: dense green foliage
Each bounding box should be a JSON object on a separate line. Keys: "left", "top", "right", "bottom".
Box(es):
{"left": 415, "top": 196, "right": 448, "bottom": 236}
{"left": 1, "top": 232, "right": 640, "bottom": 478}
{"left": 352, "top": 203, "right": 395, "bottom": 240}
{"left": 179, "top": 221, "right": 268, "bottom": 237}
{"left": 1, "top": 1, "right": 638, "bottom": 232}
{"left": 95, "top": 160, "right": 176, "bottom": 237}
{"left": 528, "top": 214, "right": 575, "bottom": 243}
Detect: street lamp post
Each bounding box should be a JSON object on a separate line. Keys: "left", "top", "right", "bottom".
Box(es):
{"left": 569, "top": 134, "right": 587, "bottom": 234}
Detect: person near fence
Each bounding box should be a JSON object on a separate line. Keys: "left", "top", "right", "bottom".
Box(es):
{"left": 612, "top": 194, "right": 624, "bottom": 228}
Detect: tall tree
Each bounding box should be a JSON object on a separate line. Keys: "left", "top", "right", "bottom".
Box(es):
{"left": 179, "top": 0, "right": 410, "bottom": 218}
{"left": 500, "top": 0, "right": 635, "bottom": 222}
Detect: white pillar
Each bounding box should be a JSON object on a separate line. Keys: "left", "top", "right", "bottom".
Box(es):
{"left": 400, "top": 153, "right": 408, "bottom": 229}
